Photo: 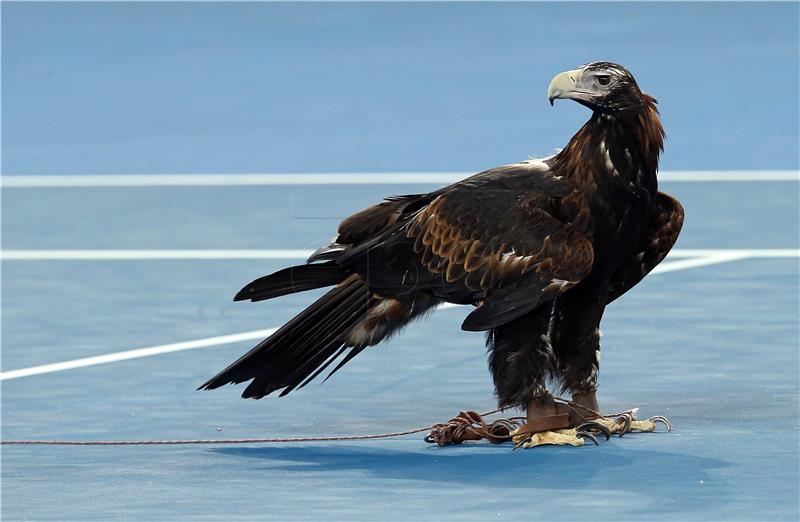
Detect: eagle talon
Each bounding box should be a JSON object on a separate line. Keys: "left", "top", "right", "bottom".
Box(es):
{"left": 575, "top": 430, "right": 600, "bottom": 446}
{"left": 616, "top": 413, "right": 633, "bottom": 437}
{"left": 512, "top": 437, "right": 529, "bottom": 451}
{"left": 586, "top": 411, "right": 672, "bottom": 436}
{"left": 624, "top": 414, "right": 672, "bottom": 433}
{"left": 598, "top": 412, "right": 633, "bottom": 437}
{"left": 647, "top": 415, "right": 672, "bottom": 432}
{"left": 646, "top": 415, "right": 672, "bottom": 432}
{"left": 576, "top": 420, "right": 612, "bottom": 440}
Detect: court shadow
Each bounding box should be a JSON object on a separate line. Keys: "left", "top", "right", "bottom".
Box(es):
{"left": 211, "top": 438, "right": 730, "bottom": 511}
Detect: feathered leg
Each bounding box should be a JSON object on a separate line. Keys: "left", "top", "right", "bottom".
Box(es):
{"left": 550, "top": 283, "right": 671, "bottom": 435}
{"left": 487, "top": 303, "right": 555, "bottom": 410}
{"left": 550, "top": 283, "right": 608, "bottom": 396}
{"left": 485, "top": 303, "right": 600, "bottom": 448}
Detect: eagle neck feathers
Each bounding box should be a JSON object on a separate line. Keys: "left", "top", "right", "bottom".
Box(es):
{"left": 552, "top": 94, "right": 664, "bottom": 190}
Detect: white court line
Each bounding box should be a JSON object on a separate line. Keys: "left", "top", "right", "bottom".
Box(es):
{"left": 0, "top": 249, "right": 317, "bottom": 261}
{"left": 664, "top": 249, "right": 800, "bottom": 258}
{"left": 648, "top": 253, "right": 752, "bottom": 273}
{"left": 0, "top": 329, "right": 277, "bottom": 381}
{"left": 1, "top": 170, "right": 797, "bottom": 188}
{"left": 1, "top": 251, "right": 795, "bottom": 381}
{"left": 2, "top": 248, "right": 798, "bottom": 261}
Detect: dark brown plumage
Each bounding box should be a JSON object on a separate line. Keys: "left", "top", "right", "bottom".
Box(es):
{"left": 200, "top": 62, "right": 684, "bottom": 413}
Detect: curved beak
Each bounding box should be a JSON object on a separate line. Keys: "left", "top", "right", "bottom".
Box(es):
{"left": 548, "top": 68, "right": 583, "bottom": 106}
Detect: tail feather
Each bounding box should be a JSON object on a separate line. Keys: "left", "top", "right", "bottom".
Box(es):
{"left": 254, "top": 280, "right": 371, "bottom": 397}
{"left": 199, "top": 275, "right": 376, "bottom": 398}
{"left": 209, "top": 280, "right": 343, "bottom": 387}
{"left": 298, "top": 346, "right": 348, "bottom": 389}
{"left": 322, "top": 345, "right": 367, "bottom": 383}
{"left": 268, "top": 282, "right": 375, "bottom": 397}
{"left": 233, "top": 261, "right": 347, "bottom": 302}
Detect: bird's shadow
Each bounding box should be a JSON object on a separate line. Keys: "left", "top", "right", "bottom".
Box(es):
{"left": 211, "top": 436, "right": 730, "bottom": 511}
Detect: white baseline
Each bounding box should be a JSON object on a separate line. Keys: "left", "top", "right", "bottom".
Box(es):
{"left": 2, "top": 248, "right": 798, "bottom": 261}
{"left": 1, "top": 170, "right": 798, "bottom": 188}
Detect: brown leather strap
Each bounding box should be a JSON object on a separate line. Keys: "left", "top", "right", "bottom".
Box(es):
{"left": 559, "top": 401, "right": 599, "bottom": 427}
{"left": 511, "top": 413, "right": 571, "bottom": 437}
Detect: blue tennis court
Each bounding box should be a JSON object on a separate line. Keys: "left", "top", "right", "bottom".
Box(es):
{"left": 2, "top": 2, "right": 799, "bottom": 521}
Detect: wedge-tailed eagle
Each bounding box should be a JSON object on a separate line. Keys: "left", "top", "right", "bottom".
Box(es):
{"left": 200, "top": 62, "right": 684, "bottom": 447}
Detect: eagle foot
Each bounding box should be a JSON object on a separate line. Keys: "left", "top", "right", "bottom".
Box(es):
{"left": 510, "top": 427, "right": 600, "bottom": 449}
{"left": 423, "top": 405, "right": 670, "bottom": 448}
{"left": 507, "top": 410, "right": 607, "bottom": 449}
{"left": 579, "top": 411, "right": 672, "bottom": 437}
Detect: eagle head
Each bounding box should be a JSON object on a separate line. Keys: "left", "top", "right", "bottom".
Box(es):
{"left": 548, "top": 62, "right": 645, "bottom": 112}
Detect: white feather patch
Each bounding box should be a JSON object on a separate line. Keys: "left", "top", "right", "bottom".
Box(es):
{"left": 600, "top": 140, "right": 618, "bottom": 175}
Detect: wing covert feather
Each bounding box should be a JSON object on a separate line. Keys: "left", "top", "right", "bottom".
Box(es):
{"left": 404, "top": 177, "right": 594, "bottom": 330}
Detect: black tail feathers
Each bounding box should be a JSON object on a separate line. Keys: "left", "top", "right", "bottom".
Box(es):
{"left": 199, "top": 274, "right": 376, "bottom": 398}
{"left": 234, "top": 261, "right": 348, "bottom": 302}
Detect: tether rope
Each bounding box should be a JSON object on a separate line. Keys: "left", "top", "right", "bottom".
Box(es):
{"left": 0, "top": 408, "right": 506, "bottom": 446}
{"left": 0, "top": 398, "right": 643, "bottom": 446}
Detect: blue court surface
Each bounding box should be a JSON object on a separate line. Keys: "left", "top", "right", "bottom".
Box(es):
{"left": 2, "top": 2, "right": 799, "bottom": 522}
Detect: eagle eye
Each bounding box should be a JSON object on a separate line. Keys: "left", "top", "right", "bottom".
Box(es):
{"left": 596, "top": 75, "right": 611, "bottom": 86}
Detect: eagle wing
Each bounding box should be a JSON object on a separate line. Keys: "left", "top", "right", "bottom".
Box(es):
{"left": 399, "top": 162, "right": 594, "bottom": 331}
{"left": 607, "top": 192, "right": 685, "bottom": 302}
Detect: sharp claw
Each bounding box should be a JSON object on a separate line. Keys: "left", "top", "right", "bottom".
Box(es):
{"left": 648, "top": 415, "right": 673, "bottom": 432}
{"left": 513, "top": 437, "right": 529, "bottom": 451}
{"left": 616, "top": 413, "right": 633, "bottom": 437}
{"left": 577, "top": 421, "right": 611, "bottom": 440}
{"left": 576, "top": 430, "right": 600, "bottom": 446}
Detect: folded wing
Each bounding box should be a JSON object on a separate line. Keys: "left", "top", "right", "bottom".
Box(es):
{"left": 404, "top": 176, "right": 594, "bottom": 330}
